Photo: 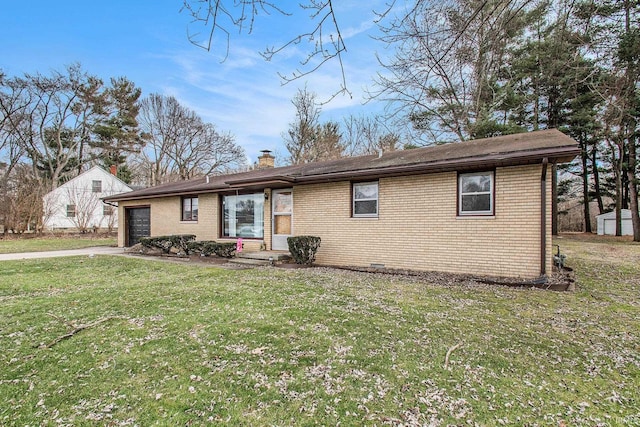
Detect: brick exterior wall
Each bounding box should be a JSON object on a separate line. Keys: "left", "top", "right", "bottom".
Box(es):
{"left": 116, "top": 194, "right": 263, "bottom": 252}
{"left": 293, "top": 164, "right": 551, "bottom": 279}
{"left": 116, "top": 164, "right": 551, "bottom": 279}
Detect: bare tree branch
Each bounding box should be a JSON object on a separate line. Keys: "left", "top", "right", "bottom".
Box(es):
{"left": 181, "top": 1, "right": 352, "bottom": 99}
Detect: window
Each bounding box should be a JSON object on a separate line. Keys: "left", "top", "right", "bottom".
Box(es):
{"left": 103, "top": 205, "right": 115, "bottom": 216}
{"left": 222, "top": 193, "right": 264, "bottom": 238}
{"left": 458, "top": 171, "right": 494, "bottom": 216}
{"left": 66, "top": 204, "right": 76, "bottom": 218}
{"left": 181, "top": 196, "right": 199, "bottom": 221}
{"left": 92, "top": 180, "right": 102, "bottom": 193}
{"left": 353, "top": 181, "right": 378, "bottom": 217}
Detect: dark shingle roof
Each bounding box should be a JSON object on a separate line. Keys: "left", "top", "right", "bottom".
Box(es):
{"left": 105, "top": 129, "right": 579, "bottom": 202}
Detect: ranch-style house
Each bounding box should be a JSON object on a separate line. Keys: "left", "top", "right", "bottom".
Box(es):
{"left": 104, "top": 129, "right": 580, "bottom": 280}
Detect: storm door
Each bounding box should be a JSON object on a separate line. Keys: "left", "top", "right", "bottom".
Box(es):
{"left": 272, "top": 189, "right": 292, "bottom": 250}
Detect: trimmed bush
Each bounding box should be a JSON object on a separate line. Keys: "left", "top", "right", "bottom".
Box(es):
{"left": 287, "top": 235, "right": 321, "bottom": 265}
{"left": 186, "top": 241, "right": 237, "bottom": 258}
{"left": 139, "top": 235, "right": 196, "bottom": 254}
{"left": 186, "top": 241, "right": 203, "bottom": 255}
{"left": 212, "top": 242, "right": 237, "bottom": 258}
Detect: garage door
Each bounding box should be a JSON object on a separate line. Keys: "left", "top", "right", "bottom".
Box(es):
{"left": 127, "top": 207, "right": 150, "bottom": 246}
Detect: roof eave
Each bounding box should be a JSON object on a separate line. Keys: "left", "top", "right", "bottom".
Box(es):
{"left": 104, "top": 145, "right": 580, "bottom": 201}
{"left": 223, "top": 175, "right": 296, "bottom": 186}
{"left": 229, "top": 146, "right": 581, "bottom": 186}
{"left": 104, "top": 187, "right": 227, "bottom": 202}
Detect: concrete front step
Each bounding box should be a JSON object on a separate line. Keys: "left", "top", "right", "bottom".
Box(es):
{"left": 236, "top": 251, "right": 291, "bottom": 261}
{"left": 230, "top": 251, "right": 292, "bottom": 267}
{"left": 229, "top": 257, "right": 272, "bottom": 266}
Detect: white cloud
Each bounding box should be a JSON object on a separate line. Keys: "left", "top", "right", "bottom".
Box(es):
{"left": 151, "top": 2, "right": 392, "bottom": 162}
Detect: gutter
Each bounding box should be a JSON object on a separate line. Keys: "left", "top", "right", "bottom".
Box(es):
{"left": 540, "top": 158, "right": 549, "bottom": 277}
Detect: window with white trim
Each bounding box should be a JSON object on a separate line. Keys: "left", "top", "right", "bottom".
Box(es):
{"left": 352, "top": 181, "right": 378, "bottom": 217}
{"left": 92, "top": 180, "right": 102, "bottom": 193}
{"left": 458, "top": 171, "right": 494, "bottom": 216}
{"left": 66, "top": 204, "right": 76, "bottom": 218}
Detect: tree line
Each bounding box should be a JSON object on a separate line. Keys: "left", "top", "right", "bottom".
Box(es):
{"left": 2, "top": 0, "right": 638, "bottom": 239}
{"left": 0, "top": 64, "right": 246, "bottom": 234}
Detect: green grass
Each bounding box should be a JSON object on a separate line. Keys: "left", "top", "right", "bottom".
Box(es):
{"left": 0, "top": 236, "right": 116, "bottom": 254}
{"left": 1, "top": 235, "right": 638, "bottom": 426}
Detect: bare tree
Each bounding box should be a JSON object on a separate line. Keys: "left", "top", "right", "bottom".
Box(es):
{"left": 0, "top": 73, "right": 27, "bottom": 176}
{"left": 169, "top": 123, "right": 244, "bottom": 180}
{"left": 342, "top": 115, "right": 400, "bottom": 156}
{"left": 284, "top": 87, "right": 345, "bottom": 164}
{"left": 372, "top": 0, "right": 537, "bottom": 143}
{"left": 63, "top": 183, "right": 101, "bottom": 233}
{"left": 284, "top": 87, "right": 322, "bottom": 164}
{"left": 311, "top": 121, "right": 344, "bottom": 162}
{"left": 103, "top": 204, "right": 117, "bottom": 233}
{"left": 0, "top": 73, "right": 28, "bottom": 233}
{"left": 578, "top": 0, "right": 640, "bottom": 240}
{"left": 138, "top": 94, "right": 245, "bottom": 185}
{"left": 2, "top": 65, "right": 108, "bottom": 189}
{"left": 4, "top": 164, "right": 46, "bottom": 234}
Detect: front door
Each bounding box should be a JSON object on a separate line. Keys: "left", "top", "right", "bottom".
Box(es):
{"left": 272, "top": 189, "right": 292, "bottom": 250}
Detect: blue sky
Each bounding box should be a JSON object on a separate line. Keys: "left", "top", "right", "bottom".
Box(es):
{"left": 0, "top": 1, "right": 394, "bottom": 164}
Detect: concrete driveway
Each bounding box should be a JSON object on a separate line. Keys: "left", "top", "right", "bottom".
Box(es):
{"left": 0, "top": 246, "right": 125, "bottom": 261}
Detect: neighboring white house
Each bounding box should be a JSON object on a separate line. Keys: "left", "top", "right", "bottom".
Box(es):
{"left": 596, "top": 209, "right": 633, "bottom": 236}
{"left": 43, "top": 166, "right": 133, "bottom": 232}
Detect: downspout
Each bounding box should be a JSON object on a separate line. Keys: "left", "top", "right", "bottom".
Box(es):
{"left": 540, "top": 158, "right": 549, "bottom": 277}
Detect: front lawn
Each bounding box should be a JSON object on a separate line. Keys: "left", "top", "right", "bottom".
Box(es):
{"left": 0, "top": 235, "right": 116, "bottom": 254}
{"left": 0, "top": 235, "right": 638, "bottom": 425}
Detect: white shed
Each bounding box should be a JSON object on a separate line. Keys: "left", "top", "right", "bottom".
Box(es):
{"left": 596, "top": 209, "right": 633, "bottom": 236}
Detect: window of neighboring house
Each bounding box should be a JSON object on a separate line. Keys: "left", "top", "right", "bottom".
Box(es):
{"left": 458, "top": 171, "right": 494, "bottom": 216}
{"left": 103, "top": 205, "right": 115, "bottom": 216}
{"left": 352, "top": 181, "right": 379, "bottom": 217}
{"left": 181, "top": 196, "right": 199, "bottom": 221}
{"left": 222, "top": 193, "right": 264, "bottom": 238}
{"left": 92, "top": 180, "right": 102, "bottom": 193}
{"left": 66, "top": 204, "right": 76, "bottom": 218}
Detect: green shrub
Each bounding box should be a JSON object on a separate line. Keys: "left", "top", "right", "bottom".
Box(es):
{"left": 186, "top": 241, "right": 237, "bottom": 258}
{"left": 139, "top": 235, "right": 196, "bottom": 254}
{"left": 287, "top": 236, "right": 321, "bottom": 265}
{"left": 212, "top": 242, "right": 237, "bottom": 258}
{"left": 199, "top": 241, "right": 219, "bottom": 257}
{"left": 186, "top": 241, "right": 203, "bottom": 255}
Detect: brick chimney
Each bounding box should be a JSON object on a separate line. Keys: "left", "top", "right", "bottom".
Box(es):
{"left": 110, "top": 165, "right": 117, "bottom": 176}
{"left": 257, "top": 150, "right": 275, "bottom": 169}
